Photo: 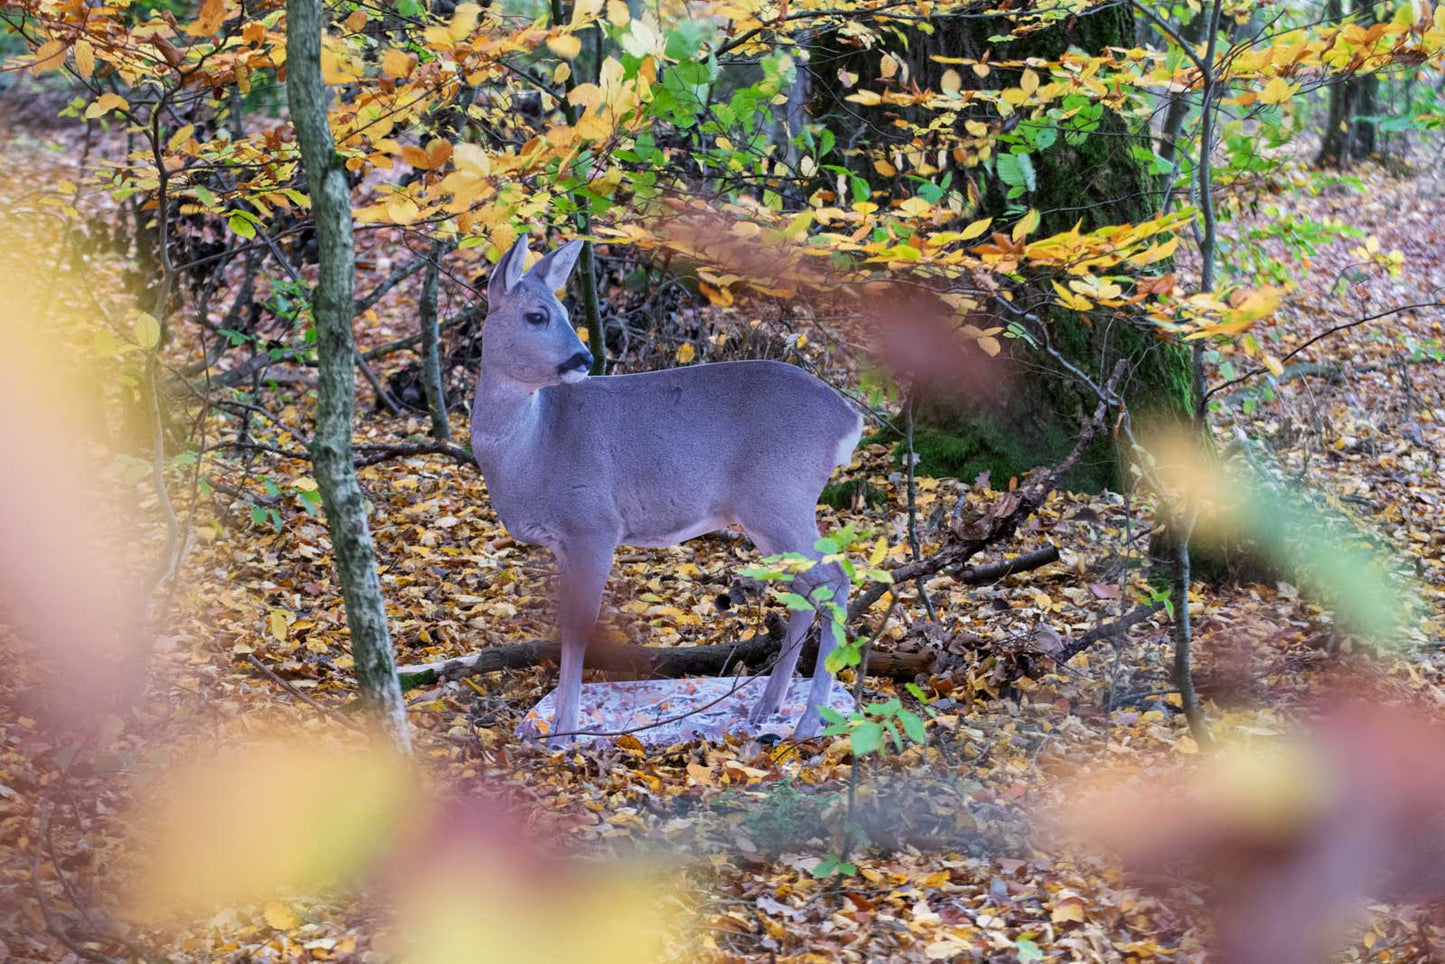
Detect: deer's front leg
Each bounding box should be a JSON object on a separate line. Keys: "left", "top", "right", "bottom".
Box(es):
{"left": 547, "top": 537, "right": 615, "bottom": 747}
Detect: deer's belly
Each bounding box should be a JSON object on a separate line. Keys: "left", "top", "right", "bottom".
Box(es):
{"left": 621, "top": 516, "right": 728, "bottom": 549}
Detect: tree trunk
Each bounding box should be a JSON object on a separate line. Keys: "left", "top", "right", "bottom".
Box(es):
{"left": 286, "top": 0, "right": 412, "bottom": 755}
{"left": 1314, "top": 0, "right": 1376, "bottom": 169}
{"left": 1156, "top": 12, "right": 1209, "bottom": 177}
{"left": 811, "top": 5, "right": 1192, "bottom": 491}
{"left": 418, "top": 239, "right": 451, "bottom": 442}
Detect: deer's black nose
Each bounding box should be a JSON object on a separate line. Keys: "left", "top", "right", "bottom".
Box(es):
{"left": 558, "top": 351, "right": 593, "bottom": 374}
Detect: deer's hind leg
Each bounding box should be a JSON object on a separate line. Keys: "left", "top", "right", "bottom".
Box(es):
{"left": 742, "top": 515, "right": 847, "bottom": 736}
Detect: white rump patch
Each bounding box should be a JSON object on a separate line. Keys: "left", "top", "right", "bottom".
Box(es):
{"left": 558, "top": 369, "right": 589, "bottom": 384}
{"left": 834, "top": 411, "right": 865, "bottom": 468}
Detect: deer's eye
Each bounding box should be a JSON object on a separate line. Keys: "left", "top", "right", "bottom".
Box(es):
{"left": 524, "top": 310, "right": 548, "bottom": 327}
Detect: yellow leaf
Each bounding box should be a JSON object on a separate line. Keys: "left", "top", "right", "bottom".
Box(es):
{"left": 1051, "top": 900, "right": 1085, "bottom": 923}
{"left": 381, "top": 48, "right": 412, "bottom": 79}
{"left": 606, "top": 0, "right": 630, "bottom": 26}
{"left": 567, "top": 82, "right": 604, "bottom": 111}
{"left": 263, "top": 900, "right": 303, "bottom": 931}
{"left": 869, "top": 537, "right": 888, "bottom": 566}
{"left": 960, "top": 216, "right": 992, "bottom": 240}
{"left": 1051, "top": 280, "right": 1093, "bottom": 312}
{"left": 977, "top": 336, "right": 1001, "bottom": 357}
{"left": 548, "top": 33, "right": 582, "bottom": 59}
{"left": 74, "top": 39, "right": 95, "bottom": 79}
{"left": 269, "top": 610, "right": 290, "bottom": 643}
{"left": 84, "top": 92, "right": 129, "bottom": 120}
{"left": 1020, "top": 67, "right": 1040, "bottom": 94}
{"left": 879, "top": 54, "right": 898, "bottom": 79}
{"left": 1258, "top": 76, "right": 1296, "bottom": 105}
{"left": 1012, "top": 208, "right": 1040, "bottom": 241}
{"left": 1263, "top": 353, "right": 1284, "bottom": 376}
{"left": 167, "top": 124, "right": 195, "bottom": 152}
{"left": 345, "top": 8, "right": 367, "bottom": 31}
{"left": 940, "top": 69, "right": 961, "bottom": 95}
{"left": 133, "top": 312, "right": 161, "bottom": 350}
{"left": 675, "top": 342, "right": 696, "bottom": 364}
{"left": 872, "top": 158, "right": 898, "bottom": 177}
{"left": 554, "top": 61, "right": 571, "bottom": 84}
{"left": 448, "top": 2, "right": 480, "bottom": 41}
{"left": 898, "top": 196, "right": 933, "bottom": 218}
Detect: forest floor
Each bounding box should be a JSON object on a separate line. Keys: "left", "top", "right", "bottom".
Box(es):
{"left": 2, "top": 119, "right": 1445, "bottom": 963}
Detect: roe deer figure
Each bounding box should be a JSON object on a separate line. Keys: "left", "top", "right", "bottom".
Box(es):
{"left": 471, "top": 237, "right": 863, "bottom": 743}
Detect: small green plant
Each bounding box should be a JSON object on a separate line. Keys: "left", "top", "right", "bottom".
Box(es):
{"left": 739, "top": 780, "right": 827, "bottom": 853}
{"left": 737, "top": 528, "right": 941, "bottom": 880}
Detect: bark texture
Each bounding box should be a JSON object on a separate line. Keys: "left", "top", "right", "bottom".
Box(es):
{"left": 418, "top": 240, "right": 451, "bottom": 441}
{"left": 287, "top": 0, "right": 412, "bottom": 754}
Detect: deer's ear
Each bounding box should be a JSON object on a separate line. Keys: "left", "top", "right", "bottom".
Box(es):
{"left": 489, "top": 236, "right": 530, "bottom": 300}
{"left": 527, "top": 239, "right": 585, "bottom": 293}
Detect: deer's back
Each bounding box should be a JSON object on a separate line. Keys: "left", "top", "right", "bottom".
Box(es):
{"left": 529, "top": 360, "right": 860, "bottom": 547}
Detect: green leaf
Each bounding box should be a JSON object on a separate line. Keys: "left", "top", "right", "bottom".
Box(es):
{"left": 811, "top": 855, "right": 838, "bottom": 878}
{"left": 997, "top": 152, "right": 1032, "bottom": 191}
{"left": 228, "top": 213, "right": 256, "bottom": 239}
{"left": 850, "top": 721, "right": 883, "bottom": 756}
{"left": 814, "top": 535, "right": 840, "bottom": 554}
{"left": 898, "top": 708, "right": 927, "bottom": 743}
{"left": 866, "top": 697, "right": 901, "bottom": 717}
{"left": 1016, "top": 938, "right": 1044, "bottom": 963}
{"left": 778, "top": 592, "right": 816, "bottom": 611}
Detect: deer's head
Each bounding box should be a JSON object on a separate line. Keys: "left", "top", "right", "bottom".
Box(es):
{"left": 483, "top": 236, "right": 592, "bottom": 387}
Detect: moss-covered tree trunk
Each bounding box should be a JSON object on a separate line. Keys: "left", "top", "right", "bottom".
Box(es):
{"left": 811, "top": 4, "right": 1192, "bottom": 490}
{"left": 288, "top": 0, "right": 412, "bottom": 754}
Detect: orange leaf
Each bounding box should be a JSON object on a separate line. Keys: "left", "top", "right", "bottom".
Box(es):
{"left": 381, "top": 47, "right": 413, "bottom": 80}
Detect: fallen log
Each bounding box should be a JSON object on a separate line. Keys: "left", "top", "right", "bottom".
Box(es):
{"left": 954, "top": 545, "right": 1060, "bottom": 584}
{"left": 397, "top": 627, "right": 941, "bottom": 691}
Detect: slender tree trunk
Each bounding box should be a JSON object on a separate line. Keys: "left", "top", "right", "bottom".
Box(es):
{"left": 549, "top": 0, "right": 607, "bottom": 374}
{"left": 1155, "top": 12, "right": 1207, "bottom": 177}
{"left": 418, "top": 239, "right": 451, "bottom": 441}
{"left": 286, "top": 0, "right": 411, "bottom": 754}
{"left": 1314, "top": 0, "right": 1358, "bottom": 169}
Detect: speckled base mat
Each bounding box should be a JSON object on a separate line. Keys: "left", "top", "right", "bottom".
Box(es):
{"left": 515, "top": 676, "right": 857, "bottom": 746}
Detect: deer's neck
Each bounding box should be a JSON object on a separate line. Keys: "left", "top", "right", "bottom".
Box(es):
{"left": 470, "top": 361, "right": 543, "bottom": 461}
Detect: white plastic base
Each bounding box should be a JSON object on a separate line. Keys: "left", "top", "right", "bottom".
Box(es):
{"left": 516, "top": 676, "right": 856, "bottom": 747}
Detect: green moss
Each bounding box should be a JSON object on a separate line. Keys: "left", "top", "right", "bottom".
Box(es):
{"left": 819, "top": 478, "right": 887, "bottom": 510}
